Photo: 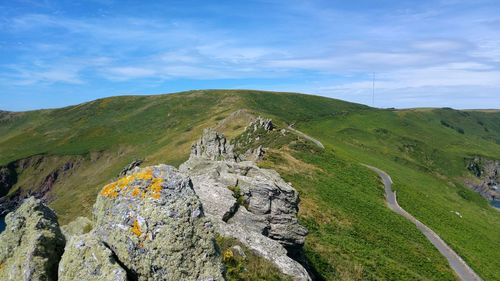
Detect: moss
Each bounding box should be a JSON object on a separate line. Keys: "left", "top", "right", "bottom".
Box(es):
{"left": 227, "top": 186, "right": 248, "bottom": 209}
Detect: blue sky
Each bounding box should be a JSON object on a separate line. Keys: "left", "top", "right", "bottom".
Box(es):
{"left": 1, "top": 0, "right": 499, "bottom": 111}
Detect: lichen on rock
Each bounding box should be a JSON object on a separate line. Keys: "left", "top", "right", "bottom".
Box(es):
{"left": 0, "top": 197, "right": 65, "bottom": 281}
{"left": 58, "top": 233, "right": 127, "bottom": 281}
{"left": 93, "top": 164, "right": 224, "bottom": 281}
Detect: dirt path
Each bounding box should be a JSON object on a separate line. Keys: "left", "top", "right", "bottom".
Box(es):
{"left": 363, "top": 164, "right": 483, "bottom": 281}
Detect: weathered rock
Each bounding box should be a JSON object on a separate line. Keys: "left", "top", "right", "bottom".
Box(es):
{"left": 93, "top": 164, "right": 224, "bottom": 281}
{"left": 465, "top": 157, "right": 500, "bottom": 201}
{"left": 180, "top": 127, "right": 310, "bottom": 280}
{"left": 58, "top": 233, "right": 127, "bottom": 281}
{"left": 61, "top": 216, "right": 93, "bottom": 239}
{"left": 250, "top": 117, "right": 274, "bottom": 131}
{"left": 118, "top": 159, "right": 144, "bottom": 177}
{"left": 0, "top": 197, "right": 65, "bottom": 281}
{"left": 191, "top": 128, "right": 235, "bottom": 161}
{"left": 0, "top": 165, "right": 16, "bottom": 197}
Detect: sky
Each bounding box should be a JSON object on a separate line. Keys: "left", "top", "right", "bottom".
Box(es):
{"left": 0, "top": 0, "right": 499, "bottom": 111}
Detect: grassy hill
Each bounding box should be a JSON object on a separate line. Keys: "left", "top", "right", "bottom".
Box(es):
{"left": 1, "top": 90, "right": 499, "bottom": 280}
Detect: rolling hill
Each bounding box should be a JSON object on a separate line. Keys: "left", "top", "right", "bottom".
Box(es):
{"left": 0, "top": 90, "right": 499, "bottom": 280}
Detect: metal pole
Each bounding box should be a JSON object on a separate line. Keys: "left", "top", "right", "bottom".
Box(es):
{"left": 372, "top": 72, "right": 375, "bottom": 107}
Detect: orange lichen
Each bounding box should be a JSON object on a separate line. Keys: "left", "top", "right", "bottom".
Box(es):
{"left": 136, "top": 169, "right": 153, "bottom": 180}
{"left": 131, "top": 187, "right": 141, "bottom": 197}
{"left": 117, "top": 175, "right": 134, "bottom": 189}
{"left": 100, "top": 168, "right": 164, "bottom": 200}
{"left": 150, "top": 178, "right": 163, "bottom": 200}
{"left": 100, "top": 182, "right": 119, "bottom": 197}
{"left": 131, "top": 219, "right": 142, "bottom": 237}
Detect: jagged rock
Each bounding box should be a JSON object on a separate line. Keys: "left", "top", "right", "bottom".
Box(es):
{"left": 191, "top": 128, "right": 235, "bottom": 161}
{"left": 180, "top": 127, "right": 310, "bottom": 281}
{"left": 92, "top": 164, "right": 224, "bottom": 281}
{"left": 58, "top": 233, "right": 127, "bottom": 281}
{"left": 0, "top": 197, "right": 65, "bottom": 281}
{"left": 61, "top": 216, "right": 93, "bottom": 239}
{"left": 250, "top": 117, "right": 274, "bottom": 131}
{"left": 118, "top": 159, "right": 144, "bottom": 177}
{"left": 465, "top": 157, "right": 500, "bottom": 201}
{"left": 0, "top": 166, "right": 15, "bottom": 197}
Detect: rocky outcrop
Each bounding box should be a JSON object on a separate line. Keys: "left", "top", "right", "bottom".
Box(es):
{"left": 1, "top": 167, "right": 225, "bottom": 281}
{"left": 0, "top": 155, "right": 82, "bottom": 216}
{"left": 58, "top": 233, "right": 127, "bottom": 281}
{"left": 92, "top": 164, "right": 224, "bottom": 281}
{"left": 0, "top": 197, "right": 65, "bottom": 281}
{"left": 191, "top": 128, "right": 236, "bottom": 162}
{"left": 180, "top": 123, "right": 310, "bottom": 280}
{"left": 0, "top": 165, "right": 16, "bottom": 198}
{"left": 466, "top": 157, "right": 499, "bottom": 201}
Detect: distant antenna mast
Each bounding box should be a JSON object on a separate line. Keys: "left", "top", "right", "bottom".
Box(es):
{"left": 372, "top": 72, "right": 375, "bottom": 107}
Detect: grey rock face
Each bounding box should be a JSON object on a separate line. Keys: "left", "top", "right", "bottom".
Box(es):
{"left": 93, "top": 164, "right": 224, "bottom": 281}
{"left": 180, "top": 127, "right": 310, "bottom": 281}
{"left": 0, "top": 197, "right": 65, "bottom": 281}
{"left": 466, "top": 157, "right": 500, "bottom": 201}
{"left": 0, "top": 165, "right": 15, "bottom": 197}
{"left": 58, "top": 233, "right": 127, "bottom": 281}
{"left": 191, "top": 128, "right": 235, "bottom": 161}
{"left": 249, "top": 117, "right": 274, "bottom": 131}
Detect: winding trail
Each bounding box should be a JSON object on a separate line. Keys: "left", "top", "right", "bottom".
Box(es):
{"left": 287, "top": 126, "right": 325, "bottom": 149}
{"left": 363, "top": 164, "right": 483, "bottom": 281}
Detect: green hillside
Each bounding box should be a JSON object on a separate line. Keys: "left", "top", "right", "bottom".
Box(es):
{"left": 1, "top": 90, "right": 499, "bottom": 280}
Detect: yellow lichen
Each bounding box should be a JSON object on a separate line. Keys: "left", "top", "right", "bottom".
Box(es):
{"left": 131, "top": 219, "right": 142, "bottom": 237}
{"left": 117, "top": 175, "right": 134, "bottom": 189}
{"left": 136, "top": 169, "right": 153, "bottom": 180}
{"left": 131, "top": 187, "right": 141, "bottom": 197}
{"left": 100, "top": 182, "right": 119, "bottom": 197}
{"left": 100, "top": 168, "right": 164, "bottom": 200}
{"left": 150, "top": 178, "right": 163, "bottom": 200}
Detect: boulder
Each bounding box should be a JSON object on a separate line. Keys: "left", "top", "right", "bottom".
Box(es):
{"left": 92, "top": 164, "right": 224, "bottom": 281}
{"left": 58, "top": 233, "right": 127, "bottom": 281}
{"left": 180, "top": 127, "right": 310, "bottom": 280}
{"left": 0, "top": 197, "right": 65, "bottom": 281}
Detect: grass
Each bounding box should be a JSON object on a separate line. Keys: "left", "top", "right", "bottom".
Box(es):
{"left": 216, "top": 235, "right": 293, "bottom": 281}
{"left": 0, "top": 90, "right": 499, "bottom": 280}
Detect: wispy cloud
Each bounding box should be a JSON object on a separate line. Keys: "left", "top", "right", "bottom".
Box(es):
{"left": 0, "top": 0, "right": 500, "bottom": 109}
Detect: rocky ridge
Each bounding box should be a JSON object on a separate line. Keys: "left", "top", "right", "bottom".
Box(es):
{"left": 0, "top": 117, "right": 309, "bottom": 280}
{"left": 180, "top": 118, "right": 310, "bottom": 280}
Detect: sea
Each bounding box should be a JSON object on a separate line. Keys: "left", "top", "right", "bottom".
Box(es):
{"left": 0, "top": 215, "right": 5, "bottom": 233}
{"left": 491, "top": 200, "right": 500, "bottom": 209}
